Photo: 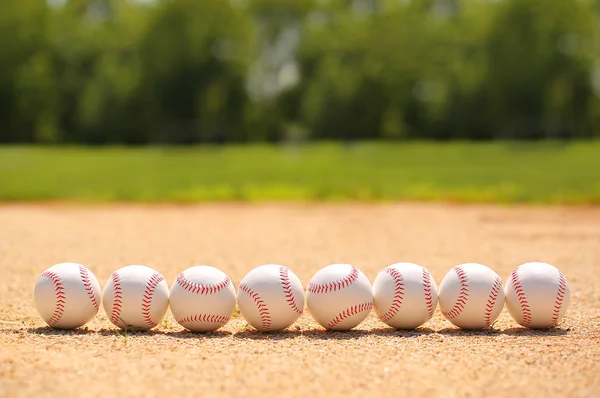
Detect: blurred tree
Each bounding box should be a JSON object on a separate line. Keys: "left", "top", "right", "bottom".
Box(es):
{"left": 245, "top": 0, "right": 315, "bottom": 142}
{"left": 0, "top": 0, "right": 53, "bottom": 142}
{"left": 73, "top": 0, "right": 152, "bottom": 144}
{"left": 483, "top": 0, "right": 596, "bottom": 140}
{"left": 135, "top": 0, "right": 254, "bottom": 144}
{"left": 0, "top": 0, "right": 599, "bottom": 143}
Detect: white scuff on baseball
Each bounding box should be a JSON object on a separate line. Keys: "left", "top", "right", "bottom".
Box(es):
{"left": 438, "top": 262, "right": 504, "bottom": 329}
{"left": 306, "top": 263, "right": 373, "bottom": 331}
{"left": 504, "top": 262, "right": 570, "bottom": 329}
{"left": 237, "top": 264, "right": 305, "bottom": 332}
{"left": 372, "top": 262, "right": 438, "bottom": 329}
{"left": 34, "top": 262, "right": 101, "bottom": 329}
{"left": 102, "top": 264, "right": 169, "bottom": 331}
{"left": 169, "top": 265, "right": 236, "bottom": 332}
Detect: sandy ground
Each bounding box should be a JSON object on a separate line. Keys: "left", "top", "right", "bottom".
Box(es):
{"left": 0, "top": 203, "right": 599, "bottom": 398}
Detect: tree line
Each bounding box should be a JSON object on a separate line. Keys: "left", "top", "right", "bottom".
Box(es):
{"left": 1, "top": 0, "right": 599, "bottom": 144}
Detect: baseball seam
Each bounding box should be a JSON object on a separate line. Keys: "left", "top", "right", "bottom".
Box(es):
{"left": 551, "top": 271, "right": 567, "bottom": 327}
{"left": 307, "top": 266, "right": 359, "bottom": 294}
{"left": 79, "top": 265, "right": 99, "bottom": 311}
{"left": 280, "top": 267, "right": 302, "bottom": 314}
{"left": 327, "top": 302, "right": 373, "bottom": 329}
{"left": 176, "top": 272, "right": 230, "bottom": 295}
{"left": 40, "top": 271, "right": 66, "bottom": 326}
{"left": 442, "top": 266, "right": 469, "bottom": 319}
{"left": 178, "top": 314, "right": 229, "bottom": 326}
{"left": 141, "top": 273, "right": 164, "bottom": 328}
{"left": 239, "top": 283, "right": 271, "bottom": 330}
{"left": 110, "top": 272, "right": 123, "bottom": 325}
{"left": 380, "top": 267, "right": 404, "bottom": 322}
{"left": 510, "top": 267, "right": 531, "bottom": 327}
{"left": 422, "top": 268, "right": 434, "bottom": 318}
{"left": 484, "top": 277, "right": 502, "bottom": 326}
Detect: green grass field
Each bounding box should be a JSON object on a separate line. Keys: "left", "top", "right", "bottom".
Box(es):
{"left": 1, "top": 142, "right": 599, "bottom": 204}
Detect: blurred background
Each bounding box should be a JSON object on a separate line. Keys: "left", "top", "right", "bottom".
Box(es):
{"left": 1, "top": 0, "right": 599, "bottom": 203}
{"left": 3, "top": 0, "right": 600, "bottom": 144}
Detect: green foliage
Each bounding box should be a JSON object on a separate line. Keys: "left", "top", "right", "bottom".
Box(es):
{"left": 1, "top": 142, "right": 599, "bottom": 204}
{"left": 0, "top": 0, "right": 599, "bottom": 143}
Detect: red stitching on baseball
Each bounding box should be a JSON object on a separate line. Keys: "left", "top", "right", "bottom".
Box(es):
{"left": 79, "top": 265, "right": 99, "bottom": 311}
{"left": 442, "top": 266, "right": 469, "bottom": 319}
{"left": 239, "top": 283, "right": 271, "bottom": 330}
{"left": 307, "top": 265, "right": 359, "bottom": 294}
{"left": 422, "top": 268, "right": 434, "bottom": 318}
{"left": 178, "top": 314, "right": 229, "bottom": 326}
{"left": 484, "top": 277, "right": 502, "bottom": 326}
{"left": 510, "top": 267, "right": 531, "bottom": 326}
{"left": 551, "top": 271, "right": 567, "bottom": 327}
{"left": 380, "top": 267, "right": 404, "bottom": 322}
{"left": 176, "top": 272, "right": 230, "bottom": 295}
{"left": 327, "top": 302, "right": 373, "bottom": 329}
{"left": 40, "top": 271, "right": 65, "bottom": 326}
{"left": 142, "top": 273, "right": 164, "bottom": 328}
{"left": 110, "top": 272, "right": 123, "bottom": 325}
{"left": 280, "top": 267, "right": 302, "bottom": 314}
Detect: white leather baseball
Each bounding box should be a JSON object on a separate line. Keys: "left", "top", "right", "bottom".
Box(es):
{"left": 306, "top": 264, "right": 373, "bottom": 331}
{"left": 237, "top": 264, "right": 304, "bottom": 331}
{"left": 438, "top": 263, "right": 504, "bottom": 329}
{"left": 169, "top": 265, "right": 236, "bottom": 332}
{"left": 102, "top": 265, "right": 169, "bottom": 331}
{"left": 372, "top": 262, "right": 438, "bottom": 329}
{"left": 504, "top": 262, "right": 570, "bottom": 329}
{"left": 34, "top": 262, "right": 101, "bottom": 329}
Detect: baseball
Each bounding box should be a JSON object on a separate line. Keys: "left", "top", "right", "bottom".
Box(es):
{"left": 102, "top": 265, "right": 169, "bottom": 331}
{"left": 372, "top": 262, "right": 438, "bottom": 329}
{"left": 438, "top": 263, "right": 504, "bottom": 329}
{"left": 306, "top": 264, "right": 373, "bottom": 331}
{"left": 34, "top": 262, "right": 101, "bottom": 329}
{"left": 169, "top": 265, "right": 236, "bottom": 332}
{"left": 504, "top": 262, "right": 570, "bottom": 328}
{"left": 237, "top": 264, "right": 305, "bottom": 331}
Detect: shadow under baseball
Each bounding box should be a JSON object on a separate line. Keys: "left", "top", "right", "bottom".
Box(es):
{"left": 436, "top": 326, "right": 570, "bottom": 336}
{"left": 27, "top": 326, "right": 98, "bottom": 335}
{"left": 25, "top": 326, "right": 234, "bottom": 339}
{"left": 166, "top": 329, "right": 234, "bottom": 339}
{"left": 361, "top": 327, "right": 438, "bottom": 337}
{"left": 232, "top": 328, "right": 303, "bottom": 340}
{"left": 230, "top": 326, "right": 440, "bottom": 340}
{"left": 300, "top": 328, "right": 373, "bottom": 340}
{"left": 94, "top": 328, "right": 234, "bottom": 339}
{"left": 25, "top": 325, "right": 571, "bottom": 339}
{"left": 496, "top": 326, "right": 571, "bottom": 336}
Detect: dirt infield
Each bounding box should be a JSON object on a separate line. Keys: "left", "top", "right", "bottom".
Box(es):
{"left": 1, "top": 203, "right": 599, "bottom": 397}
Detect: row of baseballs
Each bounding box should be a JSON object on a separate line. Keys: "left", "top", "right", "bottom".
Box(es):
{"left": 34, "top": 261, "right": 570, "bottom": 332}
